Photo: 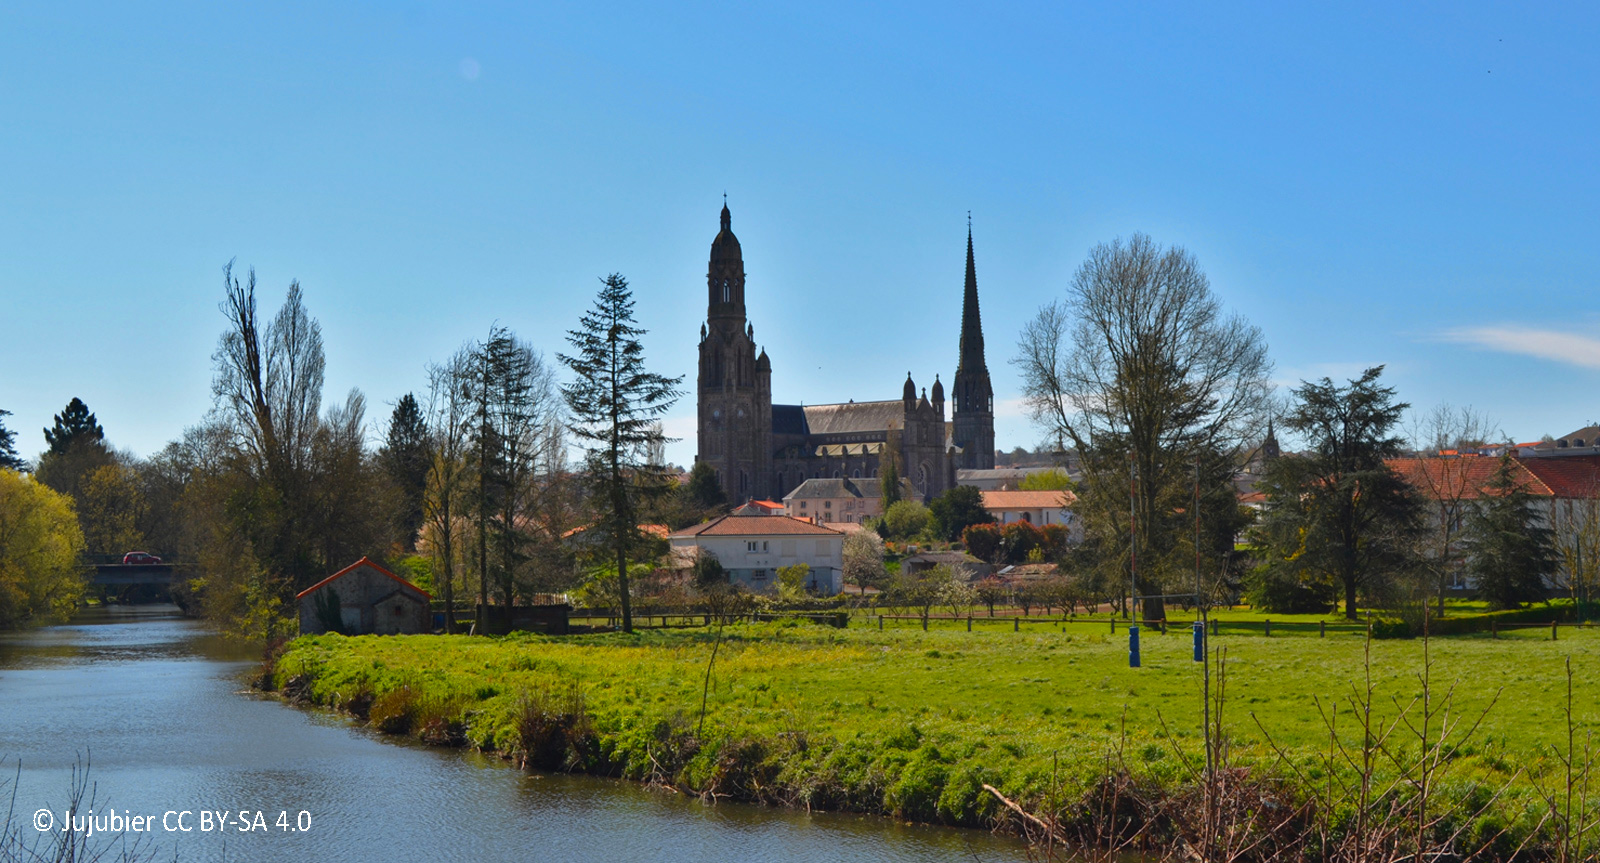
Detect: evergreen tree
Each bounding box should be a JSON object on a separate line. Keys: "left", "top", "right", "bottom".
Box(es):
{"left": 559, "top": 274, "right": 683, "bottom": 633}
{"left": 685, "top": 460, "right": 727, "bottom": 511}
{"left": 880, "top": 426, "right": 902, "bottom": 511}
{"left": 929, "top": 484, "right": 991, "bottom": 542}
{"left": 1251, "top": 367, "right": 1423, "bottom": 619}
{"left": 1465, "top": 454, "right": 1558, "bottom": 609}
{"left": 0, "top": 409, "right": 24, "bottom": 471}
{"left": 382, "top": 392, "right": 431, "bottom": 550}
{"left": 44, "top": 397, "right": 105, "bottom": 455}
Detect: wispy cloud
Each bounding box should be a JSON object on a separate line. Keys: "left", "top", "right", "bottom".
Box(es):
{"left": 1441, "top": 325, "right": 1600, "bottom": 370}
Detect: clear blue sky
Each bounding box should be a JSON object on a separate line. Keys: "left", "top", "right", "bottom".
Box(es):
{"left": 4, "top": 2, "right": 1598, "bottom": 467}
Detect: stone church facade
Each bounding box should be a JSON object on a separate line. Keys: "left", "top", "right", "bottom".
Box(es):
{"left": 696, "top": 203, "right": 995, "bottom": 504}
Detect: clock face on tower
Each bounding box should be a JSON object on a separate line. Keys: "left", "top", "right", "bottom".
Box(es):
{"left": 712, "top": 409, "right": 722, "bottom": 419}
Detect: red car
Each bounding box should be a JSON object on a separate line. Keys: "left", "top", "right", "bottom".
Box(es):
{"left": 122, "top": 551, "right": 163, "bottom": 565}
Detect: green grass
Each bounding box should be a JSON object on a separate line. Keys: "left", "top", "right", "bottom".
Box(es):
{"left": 274, "top": 620, "right": 1600, "bottom": 839}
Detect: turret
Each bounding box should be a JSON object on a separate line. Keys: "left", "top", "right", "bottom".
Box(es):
{"left": 903, "top": 372, "right": 917, "bottom": 405}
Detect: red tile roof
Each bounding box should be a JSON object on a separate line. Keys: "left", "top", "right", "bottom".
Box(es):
{"left": 295, "top": 556, "right": 431, "bottom": 601}
{"left": 670, "top": 514, "right": 843, "bottom": 538}
{"left": 980, "top": 489, "right": 1078, "bottom": 510}
{"left": 1519, "top": 456, "right": 1600, "bottom": 499}
{"left": 1385, "top": 456, "right": 1600, "bottom": 501}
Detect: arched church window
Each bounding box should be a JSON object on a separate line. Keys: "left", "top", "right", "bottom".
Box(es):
{"left": 722, "top": 278, "right": 731, "bottom": 303}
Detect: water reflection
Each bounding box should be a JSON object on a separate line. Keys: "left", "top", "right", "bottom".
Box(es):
{"left": 0, "top": 606, "right": 1030, "bottom": 862}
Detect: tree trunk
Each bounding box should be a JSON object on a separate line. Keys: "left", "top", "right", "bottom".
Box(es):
{"left": 1345, "top": 576, "right": 1358, "bottom": 621}
{"left": 617, "top": 545, "right": 633, "bottom": 633}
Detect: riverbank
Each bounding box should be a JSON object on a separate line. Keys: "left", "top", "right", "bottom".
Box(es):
{"left": 270, "top": 620, "right": 1600, "bottom": 857}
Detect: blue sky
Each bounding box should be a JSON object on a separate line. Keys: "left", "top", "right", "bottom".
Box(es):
{"left": 3, "top": 2, "right": 1598, "bottom": 467}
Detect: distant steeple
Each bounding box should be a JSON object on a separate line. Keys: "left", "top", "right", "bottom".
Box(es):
{"left": 957, "top": 221, "right": 986, "bottom": 377}
{"left": 951, "top": 217, "right": 995, "bottom": 469}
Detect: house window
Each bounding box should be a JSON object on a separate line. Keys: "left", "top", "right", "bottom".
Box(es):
{"left": 752, "top": 569, "right": 767, "bottom": 581}
{"left": 747, "top": 541, "right": 758, "bottom": 552}
{"left": 824, "top": 500, "right": 832, "bottom": 509}
{"left": 393, "top": 605, "right": 404, "bottom": 616}
{"left": 762, "top": 541, "right": 769, "bottom": 552}
{"left": 799, "top": 501, "right": 807, "bottom": 509}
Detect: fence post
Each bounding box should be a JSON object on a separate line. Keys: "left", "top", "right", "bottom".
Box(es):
{"left": 922, "top": 615, "right": 928, "bottom": 632}
{"left": 1264, "top": 619, "right": 1271, "bottom": 637}
{"left": 966, "top": 616, "right": 972, "bottom": 632}
{"left": 1014, "top": 617, "right": 1020, "bottom": 633}
{"left": 1553, "top": 620, "right": 1559, "bottom": 641}
{"left": 1211, "top": 617, "right": 1218, "bottom": 636}
{"left": 878, "top": 615, "right": 883, "bottom": 631}
{"left": 1319, "top": 620, "right": 1325, "bottom": 638}
{"left": 1110, "top": 617, "right": 1115, "bottom": 633}
{"left": 1491, "top": 620, "right": 1498, "bottom": 639}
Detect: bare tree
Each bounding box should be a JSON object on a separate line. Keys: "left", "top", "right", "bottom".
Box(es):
{"left": 1014, "top": 234, "right": 1272, "bottom": 620}
{"left": 211, "top": 261, "right": 327, "bottom": 591}
{"left": 422, "top": 346, "right": 475, "bottom": 633}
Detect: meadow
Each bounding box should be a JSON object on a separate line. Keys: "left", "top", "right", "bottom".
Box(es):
{"left": 271, "top": 619, "right": 1600, "bottom": 853}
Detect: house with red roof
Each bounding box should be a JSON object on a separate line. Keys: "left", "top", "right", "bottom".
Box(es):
{"left": 296, "top": 557, "right": 432, "bottom": 635}
{"left": 668, "top": 514, "right": 845, "bottom": 595}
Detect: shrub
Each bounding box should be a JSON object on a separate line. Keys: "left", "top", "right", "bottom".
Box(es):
{"left": 963, "top": 523, "right": 1002, "bottom": 563}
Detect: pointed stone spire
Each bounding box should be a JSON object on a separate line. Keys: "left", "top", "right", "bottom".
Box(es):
{"left": 951, "top": 217, "right": 995, "bottom": 469}
{"left": 957, "top": 219, "right": 986, "bottom": 376}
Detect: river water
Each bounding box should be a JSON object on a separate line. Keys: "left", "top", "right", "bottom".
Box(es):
{"left": 0, "top": 605, "right": 1031, "bottom": 862}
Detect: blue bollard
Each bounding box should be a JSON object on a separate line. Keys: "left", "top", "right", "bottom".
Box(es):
{"left": 1128, "top": 625, "right": 1141, "bottom": 668}
{"left": 1192, "top": 620, "right": 1205, "bottom": 662}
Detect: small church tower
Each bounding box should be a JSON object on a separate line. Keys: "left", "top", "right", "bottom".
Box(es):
{"left": 951, "top": 220, "right": 995, "bottom": 470}
{"left": 696, "top": 202, "right": 771, "bottom": 502}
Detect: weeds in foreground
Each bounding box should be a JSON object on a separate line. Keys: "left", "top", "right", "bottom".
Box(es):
{"left": 1, "top": 754, "right": 158, "bottom": 863}
{"left": 999, "top": 615, "right": 1599, "bottom": 862}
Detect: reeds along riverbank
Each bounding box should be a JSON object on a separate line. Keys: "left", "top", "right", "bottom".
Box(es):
{"left": 261, "top": 623, "right": 1600, "bottom": 861}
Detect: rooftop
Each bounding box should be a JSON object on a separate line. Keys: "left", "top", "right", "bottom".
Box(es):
{"left": 670, "top": 514, "right": 845, "bottom": 538}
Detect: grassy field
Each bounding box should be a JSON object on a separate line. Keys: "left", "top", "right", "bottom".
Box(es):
{"left": 272, "top": 620, "right": 1600, "bottom": 850}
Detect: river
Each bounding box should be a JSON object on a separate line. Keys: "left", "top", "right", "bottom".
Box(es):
{"left": 0, "top": 605, "right": 1031, "bottom": 862}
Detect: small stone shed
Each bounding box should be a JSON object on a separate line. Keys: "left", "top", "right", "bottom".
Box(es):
{"left": 297, "top": 557, "right": 432, "bottom": 635}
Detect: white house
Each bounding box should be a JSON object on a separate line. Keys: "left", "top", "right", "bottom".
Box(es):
{"left": 980, "top": 489, "right": 1079, "bottom": 536}
{"left": 668, "top": 514, "right": 845, "bottom": 595}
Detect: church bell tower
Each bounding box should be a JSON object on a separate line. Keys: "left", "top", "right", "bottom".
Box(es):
{"left": 696, "top": 202, "right": 772, "bottom": 502}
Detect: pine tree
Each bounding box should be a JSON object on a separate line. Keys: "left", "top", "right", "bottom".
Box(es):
{"left": 1465, "top": 454, "right": 1559, "bottom": 610}
{"left": 382, "top": 393, "right": 431, "bottom": 550}
{"left": 880, "top": 424, "right": 902, "bottom": 511}
{"left": 43, "top": 397, "right": 104, "bottom": 455}
{"left": 0, "top": 409, "right": 24, "bottom": 471}
{"left": 685, "top": 460, "right": 726, "bottom": 511}
{"left": 1251, "top": 367, "right": 1423, "bottom": 619}
{"left": 559, "top": 273, "right": 683, "bottom": 634}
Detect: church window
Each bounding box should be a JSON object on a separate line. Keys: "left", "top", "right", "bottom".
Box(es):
{"left": 739, "top": 471, "right": 748, "bottom": 494}
{"left": 851, "top": 469, "right": 860, "bottom": 478}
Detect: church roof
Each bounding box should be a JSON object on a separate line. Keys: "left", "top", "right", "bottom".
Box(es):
{"left": 801, "top": 400, "right": 904, "bottom": 436}
{"left": 772, "top": 404, "right": 810, "bottom": 436}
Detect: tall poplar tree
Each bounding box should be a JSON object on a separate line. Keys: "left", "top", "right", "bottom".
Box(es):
{"left": 559, "top": 273, "right": 682, "bottom": 634}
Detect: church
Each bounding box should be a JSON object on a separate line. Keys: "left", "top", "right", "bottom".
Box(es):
{"left": 695, "top": 203, "right": 995, "bottom": 504}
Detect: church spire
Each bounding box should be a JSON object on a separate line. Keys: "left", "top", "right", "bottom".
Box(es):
{"left": 951, "top": 217, "right": 995, "bottom": 470}
{"left": 957, "top": 219, "right": 986, "bottom": 376}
